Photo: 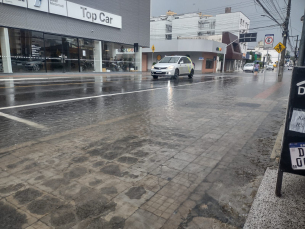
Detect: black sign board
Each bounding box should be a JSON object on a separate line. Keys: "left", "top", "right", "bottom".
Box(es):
{"left": 239, "top": 33, "right": 257, "bottom": 42}
{"left": 276, "top": 67, "right": 305, "bottom": 197}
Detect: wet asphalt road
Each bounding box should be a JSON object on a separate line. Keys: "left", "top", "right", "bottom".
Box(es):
{"left": 0, "top": 71, "right": 290, "bottom": 149}
{"left": 0, "top": 69, "right": 293, "bottom": 228}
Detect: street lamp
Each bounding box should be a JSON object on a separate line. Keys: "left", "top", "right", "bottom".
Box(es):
{"left": 261, "top": 15, "right": 283, "bottom": 27}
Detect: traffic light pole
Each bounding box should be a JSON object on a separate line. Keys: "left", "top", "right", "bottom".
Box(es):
{"left": 278, "top": 0, "right": 291, "bottom": 81}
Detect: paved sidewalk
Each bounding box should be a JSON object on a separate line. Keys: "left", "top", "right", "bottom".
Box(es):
{"left": 0, "top": 71, "right": 234, "bottom": 79}
{"left": 0, "top": 72, "right": 290, "bottom": 228}
{"left": 244, "top": 168, "right": 305, "bottom": 228}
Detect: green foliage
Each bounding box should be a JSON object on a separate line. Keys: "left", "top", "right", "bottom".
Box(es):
{"left": 152, "top": 62, "right": 156, "bottom": 65}
{"left": 250, "top": 51, "right": 255, "bottom": 62}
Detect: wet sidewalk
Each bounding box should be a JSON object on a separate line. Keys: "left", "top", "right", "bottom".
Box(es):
{"left": 244, "top": 168, "right": 305, "bottom": 228}
{"left": 0, "top": 71, "right": 291, "bottom": 228}
{"left": 0, "top": 70, "right": 234, "bottom": 80}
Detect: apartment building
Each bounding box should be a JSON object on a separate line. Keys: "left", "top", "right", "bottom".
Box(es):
{"left": 150, "top": 8, "right": 250, "bottom": 56}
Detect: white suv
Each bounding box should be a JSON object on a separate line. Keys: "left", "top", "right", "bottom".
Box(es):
{"left": 151, "top": 56, "right": 194, "bottom": 79}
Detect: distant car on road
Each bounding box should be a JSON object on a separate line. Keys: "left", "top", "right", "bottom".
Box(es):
{"left": 151, "top": 56, "right": 194, "bottom": 79}
{"left": 243, "top": 63, "right": 254, "bottom": 73}
{"left": 288, "top": 65, "right": 293, "bottom": 70}
{"left": 266, "top": 65, "right": 274, "bottom": 70}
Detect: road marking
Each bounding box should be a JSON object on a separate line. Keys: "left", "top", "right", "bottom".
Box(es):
{"left": 0, "top": 79, "right": 225, "bottom": 110}
{"left": 0, "top": 78, "right": 46, "bottom": 81}
{"left": 0, "top": 112, "right": 47, "bottom": 130}
{"left": 254, "top": 82, "right": 283, "bottom": 99}
{"left": 0, "top": 82, "right": 97, "bottom": 89}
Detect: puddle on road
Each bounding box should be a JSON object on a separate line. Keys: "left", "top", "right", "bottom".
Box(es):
{"left": 0, "top": 201, "right": 27, "bottom": 229}
{"left": 14, "top": 188, "right": 43, "bottom": 204}
{"left": 125, "top": 186, "right": 146, "bottom": 200}
{"left": 27, "top": 196, "right": 62, "bottom": 215}
{"left": 101, "top": 186, "right": 118, "bottom": 195}
{"left": 0, "top": 183, "right": 25, "bottom": 194}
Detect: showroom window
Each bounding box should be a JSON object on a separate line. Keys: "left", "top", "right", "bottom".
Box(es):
{"left": 102, "top": 42, "right": 135, "bottom": 72}
{"left": 0, "top": 41, "right": 3, "bottom": 73}
{"left": 8, "top": 28, "right": 45, "bottom": 73}
{"left": 206, "top": 59, "right": 214, "bottom": 69}
{"left": 79, "top": 39, "right": 94, "bottom": 72}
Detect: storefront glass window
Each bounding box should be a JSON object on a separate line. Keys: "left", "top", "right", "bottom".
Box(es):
{"left": 0, "top": 41, "right": 3, "bottom": 73}
{"left": 79, "top": 39, "right": 94, "bottom": 72}
{"left": 103, "top": 42, "right": 135, "bottom": 72}
{"left": 206, "top": 59, "right": 214, "bottom": 69}
{"left": 4, "top": 27, "right": 138, "bottom": 73}
{"left": 8, "top": 28, "right": 45, "bottom": 73}
{"left": 63, "top": 37, "right": 79, "bottom": 72}
{"left": 44, "top": 34, "right": 63, "bottom": 72}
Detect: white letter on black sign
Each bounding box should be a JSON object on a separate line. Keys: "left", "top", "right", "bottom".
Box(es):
{"left": 298, "top": 87, "right": 305, "bottom": 95}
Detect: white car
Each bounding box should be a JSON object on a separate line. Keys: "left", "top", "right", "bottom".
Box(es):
{"left": 288, "top": 65, "right": 293, "bottom": 70}
{"left": 266, "top": 65, "right": 274, "bottom": 70}
{"left": 243, "top": 63, "right": 254, "bottom": 72}
{"left": 151, "top": 56, "right": 194, "bottom": 79}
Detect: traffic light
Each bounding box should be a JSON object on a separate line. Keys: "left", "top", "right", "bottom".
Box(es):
{"left": 216, "top": 47, "right": 222, "bottom": 51}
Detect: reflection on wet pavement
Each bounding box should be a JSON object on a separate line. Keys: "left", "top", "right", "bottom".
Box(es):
{"left": 0, "top": 71, "right": 292, "bottom": 228}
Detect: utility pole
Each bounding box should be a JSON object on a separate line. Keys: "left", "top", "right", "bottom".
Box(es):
{"left": 294, "top": 35, "right": 299, "bottom": 66}
{"left": 298, "top": 9, "right": 305, "bottom": 66}
{"left": 278, "top": 0, "right": 291, "bottom": 81}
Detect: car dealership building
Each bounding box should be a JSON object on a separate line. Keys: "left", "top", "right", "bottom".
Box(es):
{"left": 0, "top": 0, "right": 149, "bottom": 73}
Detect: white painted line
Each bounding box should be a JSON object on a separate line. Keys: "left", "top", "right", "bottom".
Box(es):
{"left": 0, "top": 112, "right": 47, "bottom": 130}
{"left": 0, "top": 78, "right": 46, "bottom": 81}
{"left": 0, "top": 79, "right": 224, "bottom": 111}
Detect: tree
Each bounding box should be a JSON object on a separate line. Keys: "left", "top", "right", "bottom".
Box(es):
{"left": 250, "top": 51, "right": 255, "bottom": 62}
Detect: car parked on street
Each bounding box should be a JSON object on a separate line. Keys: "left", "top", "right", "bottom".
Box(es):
{"left": 243, "top": 63, "right": 254, "bottom": 73}
{"left": 266, "top": 65, "right": 274, "bottom": 70}
{"left": 288, "top": 65, "right": 293, "bottom": 70}
{"left": 151, "top": 56, "right": 194, "bottom": 79}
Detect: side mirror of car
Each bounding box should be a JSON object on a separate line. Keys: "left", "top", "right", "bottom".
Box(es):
{"left": 180, "top": 61, "right": 184, "bottom": 64}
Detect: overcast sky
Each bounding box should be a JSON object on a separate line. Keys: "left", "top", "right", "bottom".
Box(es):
{"left": 151, "top": 0, "right": 305, "bottom": 53}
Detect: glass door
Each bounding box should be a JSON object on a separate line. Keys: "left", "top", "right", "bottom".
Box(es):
{"left": 45, "top": 34, "right": 80, "bottom": 73}
{"left": 62, "top": 37, "right": 79, "bottom": 72}
{"left": 44, "top": 34, "right": 64, "bottom": 72}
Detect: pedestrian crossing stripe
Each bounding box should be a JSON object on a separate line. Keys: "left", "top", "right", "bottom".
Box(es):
{"left": 274, "top": 42, "right": 286, "bottom": 53}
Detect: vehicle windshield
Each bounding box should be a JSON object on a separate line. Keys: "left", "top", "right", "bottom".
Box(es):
{"left": 159, "top": 56, "right": 180, "bottom": 63}
{"left": 245, "top": 63, "right": 254, "bottom": 66}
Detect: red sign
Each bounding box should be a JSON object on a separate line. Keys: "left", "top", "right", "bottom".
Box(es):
{"left": 265, "top": 36, "right": 273, "bottom": 45}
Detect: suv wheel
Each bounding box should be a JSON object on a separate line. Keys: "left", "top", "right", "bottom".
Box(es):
{"left": 173, "top": 69, "right": 179, "bottom": 79}
{"left": 188, "top": 69, "right": 194, "bottom": 79}
{"left": 153, "top": 75, "right": 158, "bottom": 79}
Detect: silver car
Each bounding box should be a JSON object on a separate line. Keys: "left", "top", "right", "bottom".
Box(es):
{"left": 243, "top": 63, "right": 254, "bottom": 72}
{"left": 266, "top": 65, "right": 274, "bottom": 70}
{"left": 151, "top": 56, "right": 194, "bottom": 79}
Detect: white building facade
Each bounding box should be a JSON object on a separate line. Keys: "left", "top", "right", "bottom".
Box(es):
{"left": 150, "top": 9, "right": 250, "bottom": 56}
